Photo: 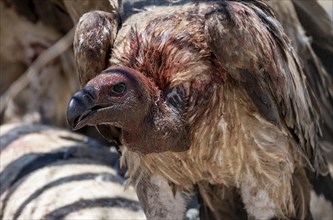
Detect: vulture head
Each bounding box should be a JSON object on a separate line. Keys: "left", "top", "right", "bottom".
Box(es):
{"left": 67, "top": 66, "right": 189, "bottom": 154}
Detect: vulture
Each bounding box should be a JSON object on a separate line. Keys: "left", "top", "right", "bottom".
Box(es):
{"left": 67, "top": 0, "right": 333, "bottom": 219}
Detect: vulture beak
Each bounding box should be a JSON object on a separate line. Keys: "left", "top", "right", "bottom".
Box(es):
{"left": 67, "top": 86, "right": 105, "bottom": 130}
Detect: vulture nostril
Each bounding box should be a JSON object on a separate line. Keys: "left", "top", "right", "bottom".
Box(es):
{"left": 82, "top": 87, "right": 96, "bottom": 102}
{"left": 83, "top": 93, "right": 94, "bottom": 102}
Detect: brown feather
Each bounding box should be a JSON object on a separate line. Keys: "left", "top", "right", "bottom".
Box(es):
{"left": 74, "top": 11, "right": 119, "bottom": 86}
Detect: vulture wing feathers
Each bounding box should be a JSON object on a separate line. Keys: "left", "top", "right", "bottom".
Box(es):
{"left": 205, "top": 1, "right": 327, "bottom": 174}
{"left": 73, "top": 11, "right": 119, "bottom": 86}
{"left": 270, "top": 0, "right": 333, "bottom": 150}
{"left": 293, "top": 0, "right": 333, "bottom": 77}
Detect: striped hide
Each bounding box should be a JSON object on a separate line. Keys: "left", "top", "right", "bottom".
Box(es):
{"left": 0, "top": 123, "right": 145, "bottom": 219}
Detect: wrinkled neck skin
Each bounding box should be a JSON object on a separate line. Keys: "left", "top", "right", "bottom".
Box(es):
{"left": 120, "top": 93, "right": 189, "bottom": 154}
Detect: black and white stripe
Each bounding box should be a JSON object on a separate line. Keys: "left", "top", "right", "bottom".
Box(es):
{"left": 0, "top": 124, "right": 145, "bottom": 220}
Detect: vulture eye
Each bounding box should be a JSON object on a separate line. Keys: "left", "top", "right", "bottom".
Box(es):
{"left": 111, "top": 82, "right": 127, "bottom": 95}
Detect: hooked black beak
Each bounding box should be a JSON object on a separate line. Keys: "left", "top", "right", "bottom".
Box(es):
{"left": 67, "top": 87, "right": 97, "bottom": 130}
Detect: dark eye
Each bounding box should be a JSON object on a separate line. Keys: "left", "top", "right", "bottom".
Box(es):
{"left": 111, "top": 82, "right": 126, "bottom": 95}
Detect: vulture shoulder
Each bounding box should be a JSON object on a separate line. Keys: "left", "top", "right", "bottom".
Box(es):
{"left": 204, "top": 1, "right": 327, "bottom": 174}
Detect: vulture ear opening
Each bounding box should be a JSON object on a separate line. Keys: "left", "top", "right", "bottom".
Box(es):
{"left": 165, "top": 85, "right": 187, "bottom": 115}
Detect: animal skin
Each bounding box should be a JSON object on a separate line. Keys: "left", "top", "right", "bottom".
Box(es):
{"left": 0, "top": 124, "right": 145, "bottom": 219}
{"left": 67, "top": 1, "right": 333, "bottom": 219}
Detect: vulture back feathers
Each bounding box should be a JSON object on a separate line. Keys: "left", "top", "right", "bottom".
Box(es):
{"left": 67, "top": 0, "right": 333, "bottom": 219}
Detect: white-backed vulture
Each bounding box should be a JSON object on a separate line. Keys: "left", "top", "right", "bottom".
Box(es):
{"left": 67, "top": 0, "right": 333, "bottom": 219}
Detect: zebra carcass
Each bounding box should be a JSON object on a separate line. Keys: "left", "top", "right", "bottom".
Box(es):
{"left": 0, "top": 123, "right": 145, "bottom": 219}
